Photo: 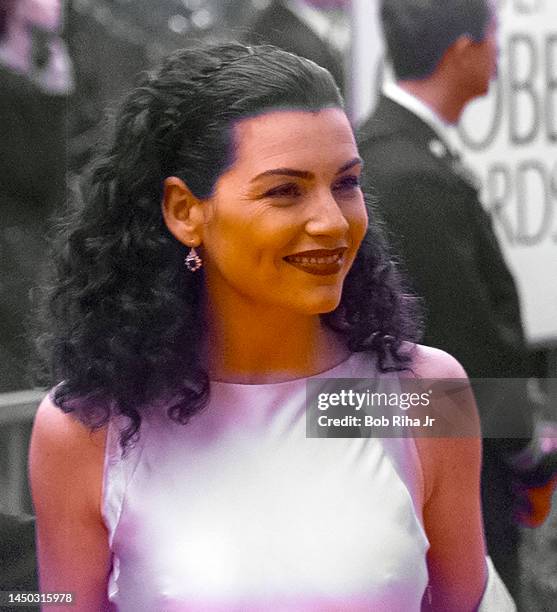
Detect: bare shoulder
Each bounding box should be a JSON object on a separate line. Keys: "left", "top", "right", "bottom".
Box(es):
{"left": 404, "top": 345, "right": 482, "bottom": 502}
{"left": 31, "top": 392, "right": 107, "bottom": 463}
{"left": 30, "top": 393, "right": 107, "bottom": 516}
{"left": 404, "top": 343, "right": 468, "bottom": 380}
{"left": 403, "top": 348, "right": 487, "bottom": 608}
{"left": 30, "top": 394, "right": 112, "bottom": 609}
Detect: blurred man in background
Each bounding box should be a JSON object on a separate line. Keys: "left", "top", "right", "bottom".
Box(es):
{"left": 0, "top": 0, "right": 72, "bottom": 392}
{"left": 245, "top": 0, "right": 348, "bottom": 93}
{"left": 358, "top": 0, "right": 549, "bottom": 600}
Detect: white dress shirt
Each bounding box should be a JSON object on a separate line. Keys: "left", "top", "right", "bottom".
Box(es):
{"left": 382, "top": 80, "right": 460, "bottom": 158}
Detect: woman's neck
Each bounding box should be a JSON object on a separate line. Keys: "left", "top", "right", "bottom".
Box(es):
{"left": 202, "top": 297, "right": 349, "bottom": 384}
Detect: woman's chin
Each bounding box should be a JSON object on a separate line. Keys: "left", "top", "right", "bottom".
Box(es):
{"left": 294, "top": 290, "right": 343, "bottom": 316}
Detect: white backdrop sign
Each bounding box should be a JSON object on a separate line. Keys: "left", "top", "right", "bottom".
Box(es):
{"left": 458, "top": 0, "right": 557, "bottom": 346}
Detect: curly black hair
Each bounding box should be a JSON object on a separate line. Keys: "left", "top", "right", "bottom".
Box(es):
{"left": 36, "top": 43, "right": 421, "bottom": 450}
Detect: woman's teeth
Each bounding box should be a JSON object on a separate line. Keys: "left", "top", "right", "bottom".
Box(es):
{"left": 287, "top": 254, "right": 341, "bottom": 264}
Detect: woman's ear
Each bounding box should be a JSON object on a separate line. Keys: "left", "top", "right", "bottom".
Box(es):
{"left": 162, "top": 176, "right": 204, "bottom": 247}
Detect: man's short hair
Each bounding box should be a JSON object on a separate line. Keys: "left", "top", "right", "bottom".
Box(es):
{"left": 381, "top": 0, "right": 492, "bottom": 80}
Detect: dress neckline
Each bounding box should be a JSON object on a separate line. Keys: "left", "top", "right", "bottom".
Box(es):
{"left": 210, "top": 352, "right": 368, "bottom": 389}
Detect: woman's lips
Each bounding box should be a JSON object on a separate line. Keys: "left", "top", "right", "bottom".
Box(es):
{"left": 283, "top": 248, "right": 347, "bottom": 276}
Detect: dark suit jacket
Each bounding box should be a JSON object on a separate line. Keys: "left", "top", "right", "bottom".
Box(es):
{"left": 358, "top": 96, "right": 531, "bottom": 376}
{"left": 244, "top": 0, "right": 345, "bottom": 94}
{"left": 358, "top": 95, "right": 533, "bottom": 592}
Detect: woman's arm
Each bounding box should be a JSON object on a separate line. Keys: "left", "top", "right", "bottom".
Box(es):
{"left": 411, "top": 345, "right": 488, "bottom": 611}
{"left": 29, "top": 396, "right": 111, "bottom": 611}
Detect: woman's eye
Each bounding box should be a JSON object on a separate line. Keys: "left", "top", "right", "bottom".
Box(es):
{"left": 333, "top": 175, "right": 361, "bottom": 192}
{"left": 264, "top": 183, "right": 302, "bottom": 198}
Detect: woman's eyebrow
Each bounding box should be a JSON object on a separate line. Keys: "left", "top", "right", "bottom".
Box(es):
{"left": 337, "top": 157, "right": 363, "bottom": 174}
{"left": 250, "top": 157, "right": 363, "bottom": 183}
{"left": 251, "top": 168, "right": 312, "bottom": 182}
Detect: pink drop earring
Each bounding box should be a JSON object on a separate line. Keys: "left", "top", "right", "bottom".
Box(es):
{"left": 184, "top": 246, "right": 202, "bottom": 272}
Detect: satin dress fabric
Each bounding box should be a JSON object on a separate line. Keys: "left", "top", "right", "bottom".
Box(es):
{"left": 102, "top": 352, "right": 430, "bottom": 611}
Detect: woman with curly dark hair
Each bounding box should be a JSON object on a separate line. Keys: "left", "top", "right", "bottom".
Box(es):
{"left": 29, "top": 43, "right": 507, "bottom": 611}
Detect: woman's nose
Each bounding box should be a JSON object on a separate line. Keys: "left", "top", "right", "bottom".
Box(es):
{"left": 304, "top": 190, "right": 349, "bottom": 237}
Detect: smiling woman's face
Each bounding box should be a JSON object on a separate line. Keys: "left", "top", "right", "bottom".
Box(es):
{"left": 198, "top": 107, "right": 368, "bottom": 316}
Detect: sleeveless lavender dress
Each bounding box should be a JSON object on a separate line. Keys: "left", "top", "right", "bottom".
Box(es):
{"left": 101, "top": 352, "right": 431, "bottom": 611}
